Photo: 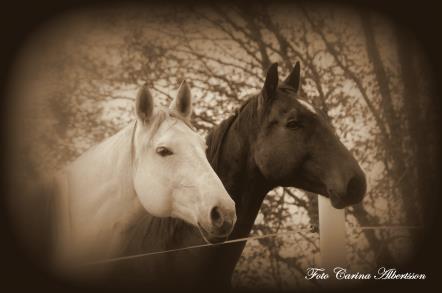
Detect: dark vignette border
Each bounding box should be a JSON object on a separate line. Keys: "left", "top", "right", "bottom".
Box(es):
{"left": 0, "top": 0, "right": 440, "bottom": 292}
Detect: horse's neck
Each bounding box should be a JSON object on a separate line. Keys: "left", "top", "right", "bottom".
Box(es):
{"left": 214, "top": 116, "right": 271, "bottom": 239}
{"left": 57, "top": 123, "right": 144, "bottom": 258}
{"left": 190, "top": 114, "right": 271, "bottom": 285}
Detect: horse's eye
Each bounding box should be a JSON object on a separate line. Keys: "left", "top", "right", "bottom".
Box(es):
{"left": 156, "top": 146, "right": 174, "bottom": 157}
{"left": 286, "top": 120, "right": 303, "bottom": 129}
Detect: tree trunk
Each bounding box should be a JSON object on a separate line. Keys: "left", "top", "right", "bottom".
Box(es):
{"left": 396, "top": 28, "right": 438, "bottom": 226}
{"left": 360, "top": 10, "right": 419, "bottom": 223}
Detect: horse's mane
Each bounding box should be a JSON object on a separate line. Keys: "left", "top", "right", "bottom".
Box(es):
{"left": 123, "top": 214, "right": 198, "bottom": 254}
{"left": 206, "top": 94, "right": 259, "bottom": 171}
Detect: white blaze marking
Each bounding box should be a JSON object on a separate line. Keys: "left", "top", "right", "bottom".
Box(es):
{"left": 298, "top": 99, "right": 317, "bottom": 114}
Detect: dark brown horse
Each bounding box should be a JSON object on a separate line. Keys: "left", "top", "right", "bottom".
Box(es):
{"left": 201, "top": 62, "right": 366, "bottom": 288}
{"left": 106, "top": 62, "right": 366, "bottom": 290}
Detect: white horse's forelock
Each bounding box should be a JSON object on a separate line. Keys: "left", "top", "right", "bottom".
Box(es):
{"left": 144, "top": 108, "right": 195, "bottom": 140}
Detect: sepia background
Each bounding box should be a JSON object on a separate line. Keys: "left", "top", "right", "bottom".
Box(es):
{"left": 6, "top": 3, "right": 437, "bottom": 290}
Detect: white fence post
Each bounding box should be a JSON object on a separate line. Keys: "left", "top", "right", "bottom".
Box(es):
{"left": 318, "top": 196, "right": 347, "bottom": 272}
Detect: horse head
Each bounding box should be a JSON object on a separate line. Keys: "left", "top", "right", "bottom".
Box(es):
{"left": 132, "top": 82, "right": 236, "bottom": 243}
{"left": 253, "top": 63, "right": 366, "bottom": 208}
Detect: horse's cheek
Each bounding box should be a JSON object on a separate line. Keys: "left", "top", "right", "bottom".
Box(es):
{"left": 254, "top": 135, "right": 297, "bottom": 181}
{"left": 254, "top": 143, "right": 275, "bottom": 178}
{"left": 133, "top": 170, "right": 172, "bottom": 218}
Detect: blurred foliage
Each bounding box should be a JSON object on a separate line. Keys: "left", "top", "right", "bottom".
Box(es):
{"left": 11, "top": 3, "right": 436, "bottom": 290}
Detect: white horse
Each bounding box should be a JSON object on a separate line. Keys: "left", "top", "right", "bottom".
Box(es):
{"left": 51, "top": 81, "right": 236, "bottom": 273}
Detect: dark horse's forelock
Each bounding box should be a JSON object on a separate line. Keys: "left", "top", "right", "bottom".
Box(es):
{"left": 206, "top": 95, "right": 259, "bottom": 171}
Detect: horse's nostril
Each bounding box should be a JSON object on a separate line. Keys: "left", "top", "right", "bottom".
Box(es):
{"left": 210, "top": 206, "right": 224, "bottom": 228}
{"left": 347, "top": 175, "right": 367, "bottom": 200}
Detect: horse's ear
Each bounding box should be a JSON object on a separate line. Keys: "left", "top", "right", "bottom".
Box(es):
{"left": 170, "top": 80, "right": 192, "bottom": 120}
{"left": 282, "top": 61, "right": 300, "bottom": 92}
{"left": 135, "top": 84, "right": 154, "bottom": 122}
{"left": 262, "top": 63, "right": 279, "bottom": 101}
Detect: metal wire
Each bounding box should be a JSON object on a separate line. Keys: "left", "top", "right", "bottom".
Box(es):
{"left": 79, "top": 224, "right": 423, "bottom": 267}
{"left": 80, "top": 228, "right": 311, "bottom": 266}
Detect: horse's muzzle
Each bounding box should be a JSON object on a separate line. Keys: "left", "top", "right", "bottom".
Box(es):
{"left": 197, "top": 206, "right": 236, "bottom": 244}
{"left": 328, "top": 172, "right": 367, "bottom": 209}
